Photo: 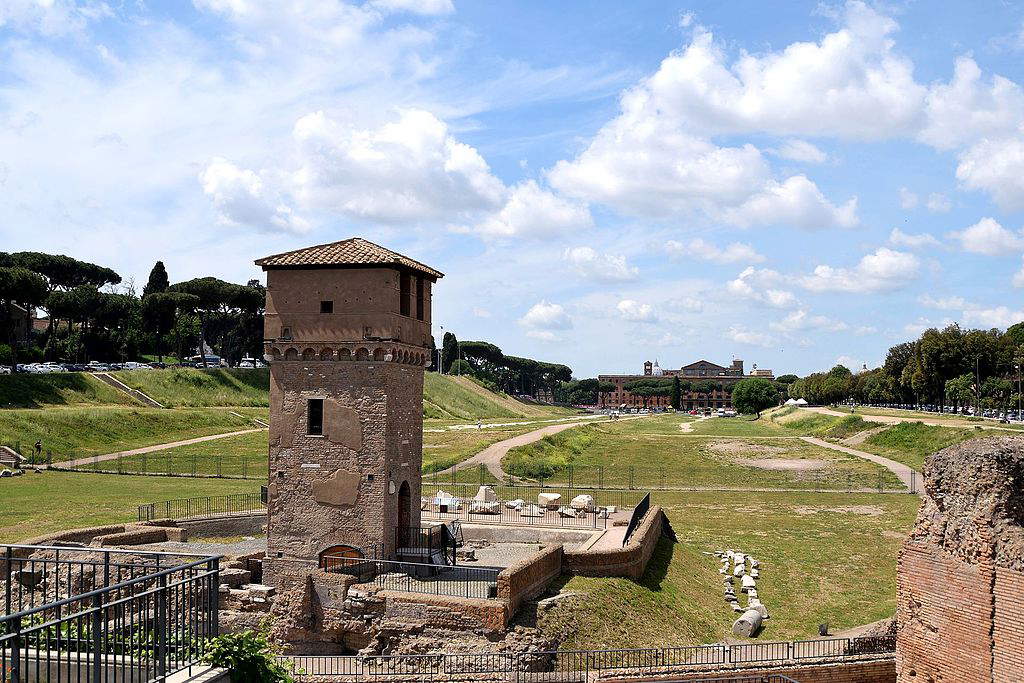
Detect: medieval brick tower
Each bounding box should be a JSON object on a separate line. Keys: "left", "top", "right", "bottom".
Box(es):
{"left": 256, "top": 238, "right": 443, "bottom": 583}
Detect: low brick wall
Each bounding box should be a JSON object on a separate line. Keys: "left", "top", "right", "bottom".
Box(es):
{"left": 601, "top": 657, "right": 895, "bottom": 682}
{"left": 381, "top": 591, "right": 507, "bottom": 633}
{"left": 564, "top": 506, "right": 665, "bottom": 579}
{"left": 497, "top": 543, "right": 563, "bottom": 615}
{"left": 93, "top": 525, "right": 186, "bottom": 546}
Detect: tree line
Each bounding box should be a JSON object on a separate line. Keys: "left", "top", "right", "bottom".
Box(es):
{"left": 788, "top": 322, "right": 1024, "bottom": 413}
{"left": 0, "top": 252, "right": 264, "bottom": 366}
{"left": 438, "top": 331, "right": 573, "bottom": 398}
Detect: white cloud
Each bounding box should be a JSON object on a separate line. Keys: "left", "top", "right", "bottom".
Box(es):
{"left": 962, "top": 306, "right": 1024, "bottom": 328}
{"left": 888, "top": 227, "right": 941, "bottom": 249}
{"left": 726, "top": 266, "right": 797, "bottom": 308}
{"left": 769, "top": 309, "right": 848, "bottom": 333}
{"left": 799, "top": 247, "right": 920, "bottom": 293}
{"left": 474, "top": 180, "right": 593, "bottom": 238}
{"left": 367, "top": 0, "right": 454, "bottom": 15}
{"left": 955, "top": 137, "right": 1024, "bottom": 211}
{"left": 564, "top": 246, "right": 638, "bottom": 282}
{"left": 925, "top": 192, "right": 951, "bottom": 213}
{"left": 616, "top": 299, "right": 657, "bottom": 322}
{"left": 199, "top": 158, "right": 309, "bottom": 233}
{"left": 644, "top": 331, "right": 685, "bottom": 347}
{"left": 293, "top": 109, "right": 506, "bottom": 224}
{"left": 727, "top": 325, "right": 774, "bottom": 347}
{"left": 854, "top": 325, "right": 877, "bottom": 336}
{"left": 525, "top": 330, "right": 560, "bottom": 342}
{"left": 722, "top": 175, "right": 858, "bottom": 229}
{"left": 519, "top": 300, "right": 572, "bottom": 330}
{"left": 919, "top": 294, "right": 968, "bottom": 310}
{"left": 774, "top": 139, "right": 827, "bottom": 164}
{"left": 898, "top": 187, "right": 919, "bottom": 209}
{"left": 664, "top": 296, "right": 704, "bottom": 313}
{"left": 0, "top": 0, "right": 111, "bottom": 36}
{"left": 1014, "top": 258, "right": 1024, "bottom": 288}
{"left": 665, "top": 238, "right": 764, "bottom": 264}
{"left": 472, "top": 307, "right": 491, "bottom": 318}
{"left": 947, "top": 217, "right": 1024, "bottom": 256}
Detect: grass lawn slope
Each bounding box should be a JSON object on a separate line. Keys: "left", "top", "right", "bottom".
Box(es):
{"left": 0, "top": 373, "right": 137, "bottom": 408}
{"left": 0, "top": 471, "right": 256, "bottom": 543}
{"left": 857, "top": 422, "right": 992, "bottom": 471}
{"left": 0, "top": 406, "right": 255, "bottom": 461}
{"left": 424, "top": 374, "right": 576, "bottom": 421}
{"left": 535, "top": 490, "right": 920, "bottom": 648}
{"left": 114, "top": 368, "right": 270, "bottom": 407}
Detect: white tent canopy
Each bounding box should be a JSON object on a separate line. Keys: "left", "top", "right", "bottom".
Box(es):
{"left": 784, "top": 398, "right": 798, "bottom": 405}
{"left": 795, "top": 398, "right": 808, "bottom": 405}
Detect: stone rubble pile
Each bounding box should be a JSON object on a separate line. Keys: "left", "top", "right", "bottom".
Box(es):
{"left": 709, "top": 549, "right": 769, "bottom": 637}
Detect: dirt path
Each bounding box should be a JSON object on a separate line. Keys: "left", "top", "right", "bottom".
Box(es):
{"left": 842, "top": 425, "right": 886, "bottom": 447}
{"left": 805, "top": 406, "right": 1021, "bottom": 432}
{"left": 60, "top": 428, "right": 267, "bottom": 468}
{"left": 800, "top": 436, "right": 920, "bottom": 494}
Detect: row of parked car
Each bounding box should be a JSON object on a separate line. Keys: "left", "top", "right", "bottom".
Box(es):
{"left": 1, "top": 356, "right": 266, "bottom": 375}
{"left": 852, "top": 402, "right": 1023, "bottom": 423}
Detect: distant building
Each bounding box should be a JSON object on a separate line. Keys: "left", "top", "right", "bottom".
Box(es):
{"left": 599, "top": 359, "right": 775, "bottom": 410}
{"left": 3, "top": 303, "right": 35, "bottom": 345}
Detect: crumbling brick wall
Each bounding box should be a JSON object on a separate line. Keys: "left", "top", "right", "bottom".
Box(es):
{"left": 896, "top": 436, "right": 1024, "bottom": 683}
{"left": 498, "top": 543, "right": 564, "bottom": 615}
{"left": 565, "top": 506, "right": 665, "bottom": 578}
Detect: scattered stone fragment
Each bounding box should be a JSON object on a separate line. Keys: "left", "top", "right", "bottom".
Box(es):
{"left": 732, "top": 609, "right": 764, "bottom": 637}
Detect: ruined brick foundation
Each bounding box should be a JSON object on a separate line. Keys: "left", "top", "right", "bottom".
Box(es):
{"left": 896, "top": 436, "right": 1024, "bottom": 682}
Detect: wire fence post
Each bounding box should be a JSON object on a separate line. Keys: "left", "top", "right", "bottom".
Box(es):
{"left": 91, "top": 592, "right": 103, "bottom": 683}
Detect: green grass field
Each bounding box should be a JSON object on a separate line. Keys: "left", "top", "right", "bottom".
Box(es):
{"left": 96, "top": 428, "right": 268, "bottom": 478}
{"left": 828, "top": 404, "right": 1024, "bottom": 430}
{"left": 0, "top": 406, "right": 256, "bottom": 461}
{"left": 503, "top": 416, "right": 902, "bottom": 490}
{"left": 0, "top": 471, "right": 256, "bottom": 543}
{"left": 113, "top": 368, "right": 270, "bottom": 407}
{"left": 856, "top": 422, "right": 992, "bottom": 471}
{"left": 0, "top": 373, "right": 136, "bottom": 408}
{"left": 535, "top": 489, "right": 920, "bottom": 648}
{"left": 423, "top": 373, "right": 577, "bottom": 422}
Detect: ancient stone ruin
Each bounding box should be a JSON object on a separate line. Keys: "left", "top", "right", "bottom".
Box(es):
{"left": 897, "top": 435, "right": 1024, "bottom": 682}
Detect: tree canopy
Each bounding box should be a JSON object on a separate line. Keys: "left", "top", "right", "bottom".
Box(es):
{"left": 731, "top": 377, "right": 779, "bottom": 415}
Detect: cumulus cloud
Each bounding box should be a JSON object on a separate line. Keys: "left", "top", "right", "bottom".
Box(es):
{"left": 616, "top": 299, "right": 657, "bottom": 322}
{"left": 962, "top": 306, "right": 1024, "bottom": 328}
{"left": 293, "top": 109, "right": 505, "bottom": 224}
{"left": 564, "top": 246, "right": 637, "bottom": 282}
{"left": 898, "top": 187, "right": 918, "bottom": 209}
{"left": 947, "top": 217, "right": 1024, "bottom": 256}
{"left": 1014, "top": 258, "right": 1024, "bottom": 288}
{"left": 726, "top": 267, "right": 797, "bottom": 308}
{"left": 799, "top": 247, "right": 920, "bottom": 293}
{"left": 774, "top": 139, "right": 827, "bottom": 164}
{"left": 665, "top": 238, "right": 764, "bottom": 264}
{"left": 0, "top": 0, "right": 111, "bottom": 36}
{"left": 474, "top": 180, "right": 592, "bottom": 238}
{"left": 926, "top": 192, "right": 952, "bottom": 213}
{"left": 919, "top": 294, "right": 968, "bottom": 310}
{"left": 769, "top": 309, "right": 848, "bottom": 333}
{"left": 888, "top": 227, "right": 941, "bottom": 249}
{"left": 955, "top": 138, "right": 1024, "bottom": 211}
{"left": 199, "top": 158, "right": 309, "bottom": 233}
{"left": 367, "top": 0, "right": 454, "bottom": 15}
{"left": 727, "top": 325, "right": 774, "bottom": 347}
{"left": 519, "top": 301, "right": 572, "bottom": 331}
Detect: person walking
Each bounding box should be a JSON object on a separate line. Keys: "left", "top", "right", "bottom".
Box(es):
{"left": 33, "top": 440, "right": 42, "bottom": 465}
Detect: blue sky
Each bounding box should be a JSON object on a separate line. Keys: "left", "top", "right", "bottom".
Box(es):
{"left": 3, "top": 1, "right": 1024, "bottom": 378}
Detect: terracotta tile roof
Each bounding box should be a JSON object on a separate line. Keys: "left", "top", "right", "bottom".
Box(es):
{"left": 255, "top": 238, "right": 444, "bottom": 279}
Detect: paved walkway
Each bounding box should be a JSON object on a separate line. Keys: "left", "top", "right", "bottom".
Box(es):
{"left": 61, "top": 428, "right": 267, "bottom": 468}
{"left": 800, "top": 436, "right": 920, "bottom": 494}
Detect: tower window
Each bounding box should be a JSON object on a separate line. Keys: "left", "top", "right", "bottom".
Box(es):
{"left": 415, "top": 277, "right": 424, "bottom": 321}
{"left": 307, "top": 399, "right": 324, "bottom": 436}
{"left": 400, "top": 273, "right": 411, "bottom": 316}
{"left": 280, "top": 327, "right": 292, "bottom": 340}
{"left": 320, "top": 300, "right": 333, "bottom": 314}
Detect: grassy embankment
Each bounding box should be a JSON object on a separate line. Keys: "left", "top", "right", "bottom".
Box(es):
{"left": 503, "top": 413, "right": 901, "bottom": 490}
{"left": 535, "top": 489, "right": 920, "bottom": 648}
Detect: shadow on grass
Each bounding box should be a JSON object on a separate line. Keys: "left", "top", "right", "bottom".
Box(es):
{"left": 0, "top": 374, "right": 112, "bottom": 409}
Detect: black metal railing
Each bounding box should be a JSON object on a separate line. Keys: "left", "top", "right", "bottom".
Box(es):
{"left": 621, "top": 492, "right": 650, "bottom": 547}
{"left": 321, "top": 555, "right": 500, "bottom": 600}
{"left": 137, "top": 491, "right": 265, "bottom": 521}
{"left": 281, "top": 635, "right": 893, "bottom": 680}
{"left": 2, "top": 544, "right": 220, "bottom": 682}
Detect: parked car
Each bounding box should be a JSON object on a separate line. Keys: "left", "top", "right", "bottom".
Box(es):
{"left": 85, "top": 362, "right": 110, "bottom": 372}
{"left": 0, "top": 366, "right": 10, "bottom": 375}
{"left": 122, "top": 361, "right": 152, "bottom": 370}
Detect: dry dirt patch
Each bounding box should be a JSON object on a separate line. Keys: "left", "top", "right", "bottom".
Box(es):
{"left": 708, "top": 439, "right": 789, "bottom": 456}
{"left": 794, "top": 505, "right": 885, "bottom": 516}
{"left": 733, "top": 457, "right": 828, "bottom": 472}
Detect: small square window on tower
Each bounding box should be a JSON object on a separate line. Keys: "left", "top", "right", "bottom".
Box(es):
{"left": 320, "top": 300, "right": 334, "bottom": 314}
{"left": 307, "top": 398, "right": 324, "bottom": 436}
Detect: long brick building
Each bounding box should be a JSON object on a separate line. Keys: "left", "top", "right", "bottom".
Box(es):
{"left": 599, "top": 359, "right": 774, "bottom": 410}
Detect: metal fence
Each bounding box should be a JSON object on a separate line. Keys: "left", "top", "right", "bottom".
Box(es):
{"left": 2, "top": 544, "right": 220, "bottom": 683}
{"left": 54, "top": 450, "right": 264, "bottom": 480}
{"left": 137, "top": 491, "right": 265, "bottom": 522}
{"left": 621, "top": 492, "right": 650, "bottom": 547}
{"left": 427, "top": 462, "right": 907, "bottom": 493}
{"left": 321, "top": 555, "right": 501, "bottom": 600}
{"left": 282, "top": 635, "right": 894, "bottom": 680}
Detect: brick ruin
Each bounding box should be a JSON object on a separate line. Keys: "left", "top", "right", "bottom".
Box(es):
{"left": 896, "top": 435, "right": 1024, "bottom": 682}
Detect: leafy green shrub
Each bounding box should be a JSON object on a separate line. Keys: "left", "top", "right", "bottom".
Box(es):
{"left": 203, "top": 626, "right": 293, "bottom": 683}
{"left": 818, "top": 414, "right": 871, "bottom": 439}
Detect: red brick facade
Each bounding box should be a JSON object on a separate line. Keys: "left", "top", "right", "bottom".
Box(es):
{"left": 599, "top": 359, "right": 774, "bottom": 410}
